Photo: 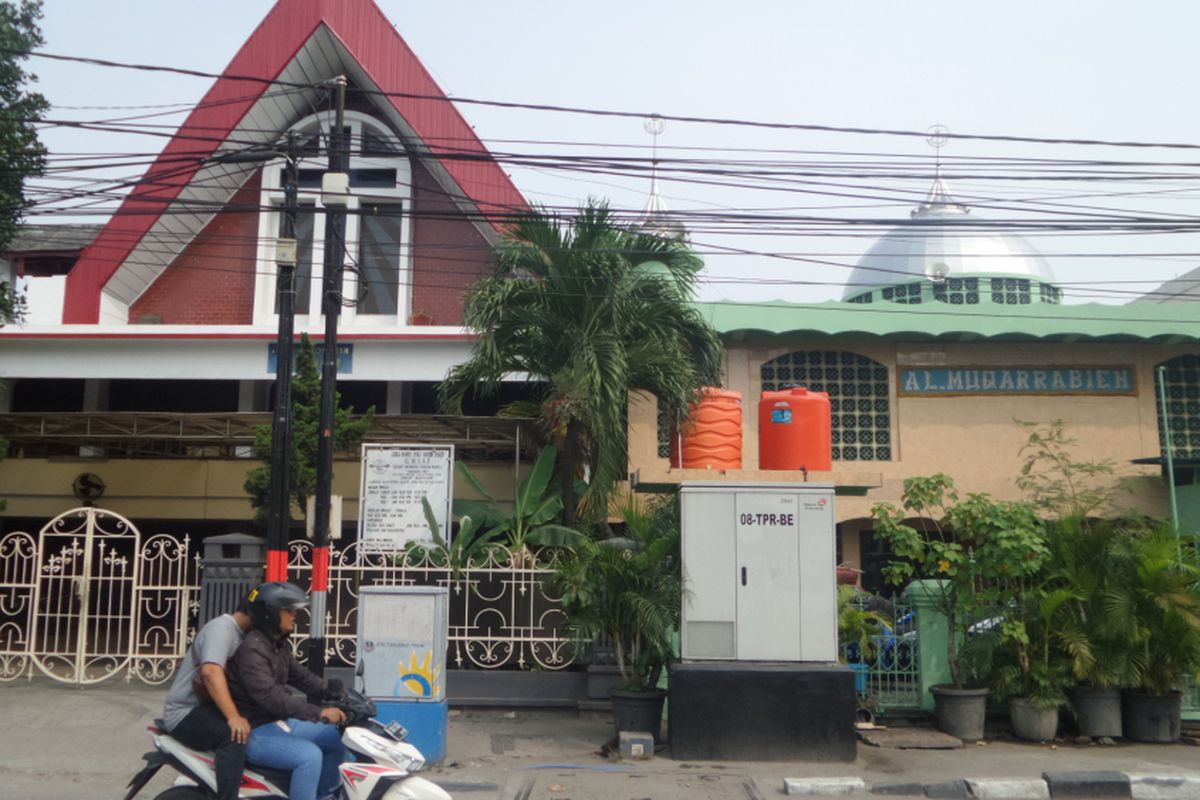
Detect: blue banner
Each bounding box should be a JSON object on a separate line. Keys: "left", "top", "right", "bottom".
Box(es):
{"left": 899, "top": 366, "right": 1135, "bottom": 396}
{"left": 267, "top": 342, "right": 353, "bottom": 374}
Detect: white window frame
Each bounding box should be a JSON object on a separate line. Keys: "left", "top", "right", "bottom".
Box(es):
{"left": 253, "top": 110, "right": 414, "bottom": 328}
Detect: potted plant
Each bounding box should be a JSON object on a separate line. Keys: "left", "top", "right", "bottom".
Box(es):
{"left": 873, "top": 474, "right": 1049, "bottom": 741}
{"left": 1011, "top": 422, "right": 1141, "bottom": 738}
{"left": 1122, "top": 523, "right": 1200, "bottom": 743}
{"left": 991, "top": 586, "right": 1074, "bottom": 742}
{"left": 1042, "top": 516, "right": 1141, "bottom": 738}
{"left": 553, "top": 493, "right": 682, "bottom": 741}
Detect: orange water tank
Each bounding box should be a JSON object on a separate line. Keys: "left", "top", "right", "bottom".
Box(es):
{"left": 759, "top": 387, "right": 832, "bottom": 471}
{"left": 669, "top": 388, "right": 743, "bottom": 470}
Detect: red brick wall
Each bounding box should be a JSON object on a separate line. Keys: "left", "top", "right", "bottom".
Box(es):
{"left": 410, "top": 159, "right": 493, "bottom": 326}
{"left": 129, "top": 171, "right": 262, "bottom": 324}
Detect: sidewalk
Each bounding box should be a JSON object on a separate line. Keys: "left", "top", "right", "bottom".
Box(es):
{"left": 2, "top": 679, "right": 1198, "bottom": 800}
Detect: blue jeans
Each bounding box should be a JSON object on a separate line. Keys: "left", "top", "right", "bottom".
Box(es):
{"left": 246, "top": 718, "right": 347, "bottom": 800}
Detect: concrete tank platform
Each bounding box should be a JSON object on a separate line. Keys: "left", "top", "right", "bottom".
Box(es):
{"left": 668, "top": 661, "right": 856, "bottom": 761}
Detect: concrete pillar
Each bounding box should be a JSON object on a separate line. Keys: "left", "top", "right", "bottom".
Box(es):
{"left": 82, "top": 379, "right": 109, "bottom": 411}
{"left": 903, "top": 579, "right": 952, "bottom": 712}
{"left": 0, "top": 379, "right": 12, "bottom": 413}
{"left": 386, "top": 381, "right": 410, "bottom": 414}
{"left": 81, "top": 379, "right": 110, "bottom": 458}
{"left": 236, "top": 381, "right": 264, "bottom": 458}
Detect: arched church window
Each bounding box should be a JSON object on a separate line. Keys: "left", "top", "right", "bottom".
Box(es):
{"left": 254, "top": 111, "right": 413, "bottom": 327}
{"left": 760, "top": 350, "right": 891, "bottom": 461}
{"left": 1155, "top": 354, "right": 1200, "bottom": 459}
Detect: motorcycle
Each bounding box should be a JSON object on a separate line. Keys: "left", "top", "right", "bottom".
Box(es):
{"left": 124, "top": 688, "right": 450, "bottom": 800}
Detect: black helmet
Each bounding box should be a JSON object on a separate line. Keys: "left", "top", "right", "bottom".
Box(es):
{"left": 247, "top": 581, "right": 309, "bottom": 636}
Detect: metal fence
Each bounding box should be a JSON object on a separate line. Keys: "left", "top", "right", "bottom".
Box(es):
{"left": 0, "top": 513, "right": 575, "bottom": 686}
{"left": 286, "top": 539, "right": 577, "bottom": 672}
{"left": 0, "top": 508, "right": 198, "bottom": 686}
{"left": 839, "top": 591, "right": 921, "bottom": 713}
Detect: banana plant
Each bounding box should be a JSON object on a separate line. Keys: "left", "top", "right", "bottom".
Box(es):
{"left": 416, "top": 495, "right": 504, "bottom": 582}
{"left": 454, "top": 445, "right": 587, "bottom": 557}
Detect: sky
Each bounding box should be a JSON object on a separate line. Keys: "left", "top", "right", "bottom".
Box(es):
{"left": 25, "top": 0, "right": 1200, "bottom": 304}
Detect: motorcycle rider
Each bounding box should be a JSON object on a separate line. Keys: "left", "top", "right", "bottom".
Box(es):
{"left": 227, "top": 581, "right": 348, "bottom": 800}
{"left": 159, "top": 589, "right": 254, "bottom": 800}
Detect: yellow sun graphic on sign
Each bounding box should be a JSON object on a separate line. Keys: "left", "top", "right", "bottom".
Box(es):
{"left": 395, "top": 650, "right": 441, "bottom": 699}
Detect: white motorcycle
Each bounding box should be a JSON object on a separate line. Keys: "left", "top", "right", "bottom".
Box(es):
{"left": 124, "top": 688, "right": 450, "bottom": 800}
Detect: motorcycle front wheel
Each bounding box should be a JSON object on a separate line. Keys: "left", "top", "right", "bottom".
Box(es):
{"left": 151, "top": 786, "right": 210, "bottom": 800}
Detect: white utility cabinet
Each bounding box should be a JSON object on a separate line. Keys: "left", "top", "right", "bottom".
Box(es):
{"left": 680, "top": 482, "right": 837, "bottom": 662}
{"left": 357, "top": 586, "right": 449, "bottom": 700}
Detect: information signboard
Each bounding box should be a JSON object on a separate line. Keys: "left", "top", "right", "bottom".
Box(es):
{"left": 358, "top": 444, "right": 454, "bottom": 551}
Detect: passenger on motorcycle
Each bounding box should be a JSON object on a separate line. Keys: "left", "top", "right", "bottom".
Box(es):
{"left": 160, "top": 588, "right": 254, "bottom": 800}
{"left": 227, "top": 582, "right": 349, "bottom": 800}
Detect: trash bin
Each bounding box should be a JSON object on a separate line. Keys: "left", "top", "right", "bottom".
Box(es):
{"left": 197, "top": 533, "right": 265, "bottom": 627}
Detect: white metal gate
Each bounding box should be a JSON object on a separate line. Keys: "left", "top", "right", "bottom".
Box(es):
{"left": 0, "top": 507, "right": 197, "bottom": 685}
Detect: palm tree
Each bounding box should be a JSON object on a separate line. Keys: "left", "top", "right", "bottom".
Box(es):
{"left": 440, "top": 200, "right": 724, "bottom": 526}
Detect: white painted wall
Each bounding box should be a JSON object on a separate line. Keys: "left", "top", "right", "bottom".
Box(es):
{"left": 0, "top": 328, "right": 475, "bottom": 381}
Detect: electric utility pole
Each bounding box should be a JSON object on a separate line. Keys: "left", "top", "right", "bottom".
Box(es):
{"left": 310, "top": 76, "right": 348, "bottom": 675}
{"left": 266, "top": 131, "right": 300, "bottom": 582}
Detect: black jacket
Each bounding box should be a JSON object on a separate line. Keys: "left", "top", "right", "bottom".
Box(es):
{"left": 227, "top": 628, "right": 327, "bottom": 728}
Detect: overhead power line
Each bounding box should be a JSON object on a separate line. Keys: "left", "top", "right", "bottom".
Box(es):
{"left": 15, "top": 47, "right": 1200, "bottom": 152}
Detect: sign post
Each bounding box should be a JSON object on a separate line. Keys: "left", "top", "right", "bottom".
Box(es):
{"left": 358, "top": 444, "right": 455, "bottom": 551}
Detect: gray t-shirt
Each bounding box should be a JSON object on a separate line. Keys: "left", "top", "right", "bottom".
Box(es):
{"left": 163, "top": 614, "right": 245, "bottom": 731}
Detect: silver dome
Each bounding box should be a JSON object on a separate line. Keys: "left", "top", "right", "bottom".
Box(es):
{"left": 843, "top": 180, "right": 1056, "bottom": 300}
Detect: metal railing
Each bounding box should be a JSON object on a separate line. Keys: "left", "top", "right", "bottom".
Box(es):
{"left": 287, "top": 539, "right": 577, "bottom": 672}
{"left": 0, "top": 412, "right": 534, "bottom": 461}
{"left": 1, "top": 524, "right": 576, "bottom": 685}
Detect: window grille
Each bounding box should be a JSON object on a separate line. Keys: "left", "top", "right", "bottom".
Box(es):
{"left": 1039, "top": 283, "right": 1063, "bottom": 304}
{"left": 932, "top": 277, "right": 979, "bottom": 305}
{"left": 657, "top": 400, "right": 673, "bottom": 459}
{"left": 881, "top": 282, "right": 923, "bottom": 304}
{"left": 990, "top": 277, "right": 1031, "bottom": 305}
{"left": 1155, "top": 354, "right": 1200, "bottom": 460}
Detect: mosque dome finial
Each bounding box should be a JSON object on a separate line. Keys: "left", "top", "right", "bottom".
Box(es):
{"left": 636, "top": 115, "right": 688, "bottom": 241}
{"left": 842, "top": 127, "right": 1058, "bottom": 302}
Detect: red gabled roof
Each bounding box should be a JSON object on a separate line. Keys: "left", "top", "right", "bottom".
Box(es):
{"left": 64, "top": 0, "right": 526, "bottom": 323}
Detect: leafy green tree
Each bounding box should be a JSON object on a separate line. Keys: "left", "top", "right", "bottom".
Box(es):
{"left": 439, "top": 200, "right": 724, "bottom": 525}
{"left": 244, "top": 335, "right": 374, "bottom": 525}
{"left": 0, "top": 0, "right": 48, "bottom": 326}
{"left": 872, "top": 473, "right": 1049, "bottom": 688}
{"left": 1015, "top": 419, "right": 1120, "bottom": 518}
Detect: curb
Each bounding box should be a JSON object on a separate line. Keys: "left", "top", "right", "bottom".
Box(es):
{"left": 781, "top": 770, "right": 1196, "bottom": 798}
{"left": 783, "top": 777, "right": 867, "bottom": 796}
{"left": 1128, "top": 774, "right": 1200, "bottom": 800}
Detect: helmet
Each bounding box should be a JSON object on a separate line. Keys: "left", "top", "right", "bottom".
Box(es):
{"left": 246, "top": 581, "right": 310, "bottom": 636}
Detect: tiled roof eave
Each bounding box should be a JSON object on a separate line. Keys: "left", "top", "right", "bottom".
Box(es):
{"left": 695, "top": 300, "right": 1200, "bottom": 344}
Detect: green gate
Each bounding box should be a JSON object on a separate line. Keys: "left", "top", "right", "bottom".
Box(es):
{"left": 840, "top": 592, "right": 921, "bottom": 714}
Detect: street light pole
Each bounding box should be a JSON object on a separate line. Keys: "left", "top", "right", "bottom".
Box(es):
{"left": 310, "top": 76, "right": 348, "bottom": 675}
{"left": 266, "top": 132, "right": 300, "bottom": 582}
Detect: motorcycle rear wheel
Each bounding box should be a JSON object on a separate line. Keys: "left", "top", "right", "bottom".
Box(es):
{"left": 151, "top": 787, "right": 210, "bottom": 800}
